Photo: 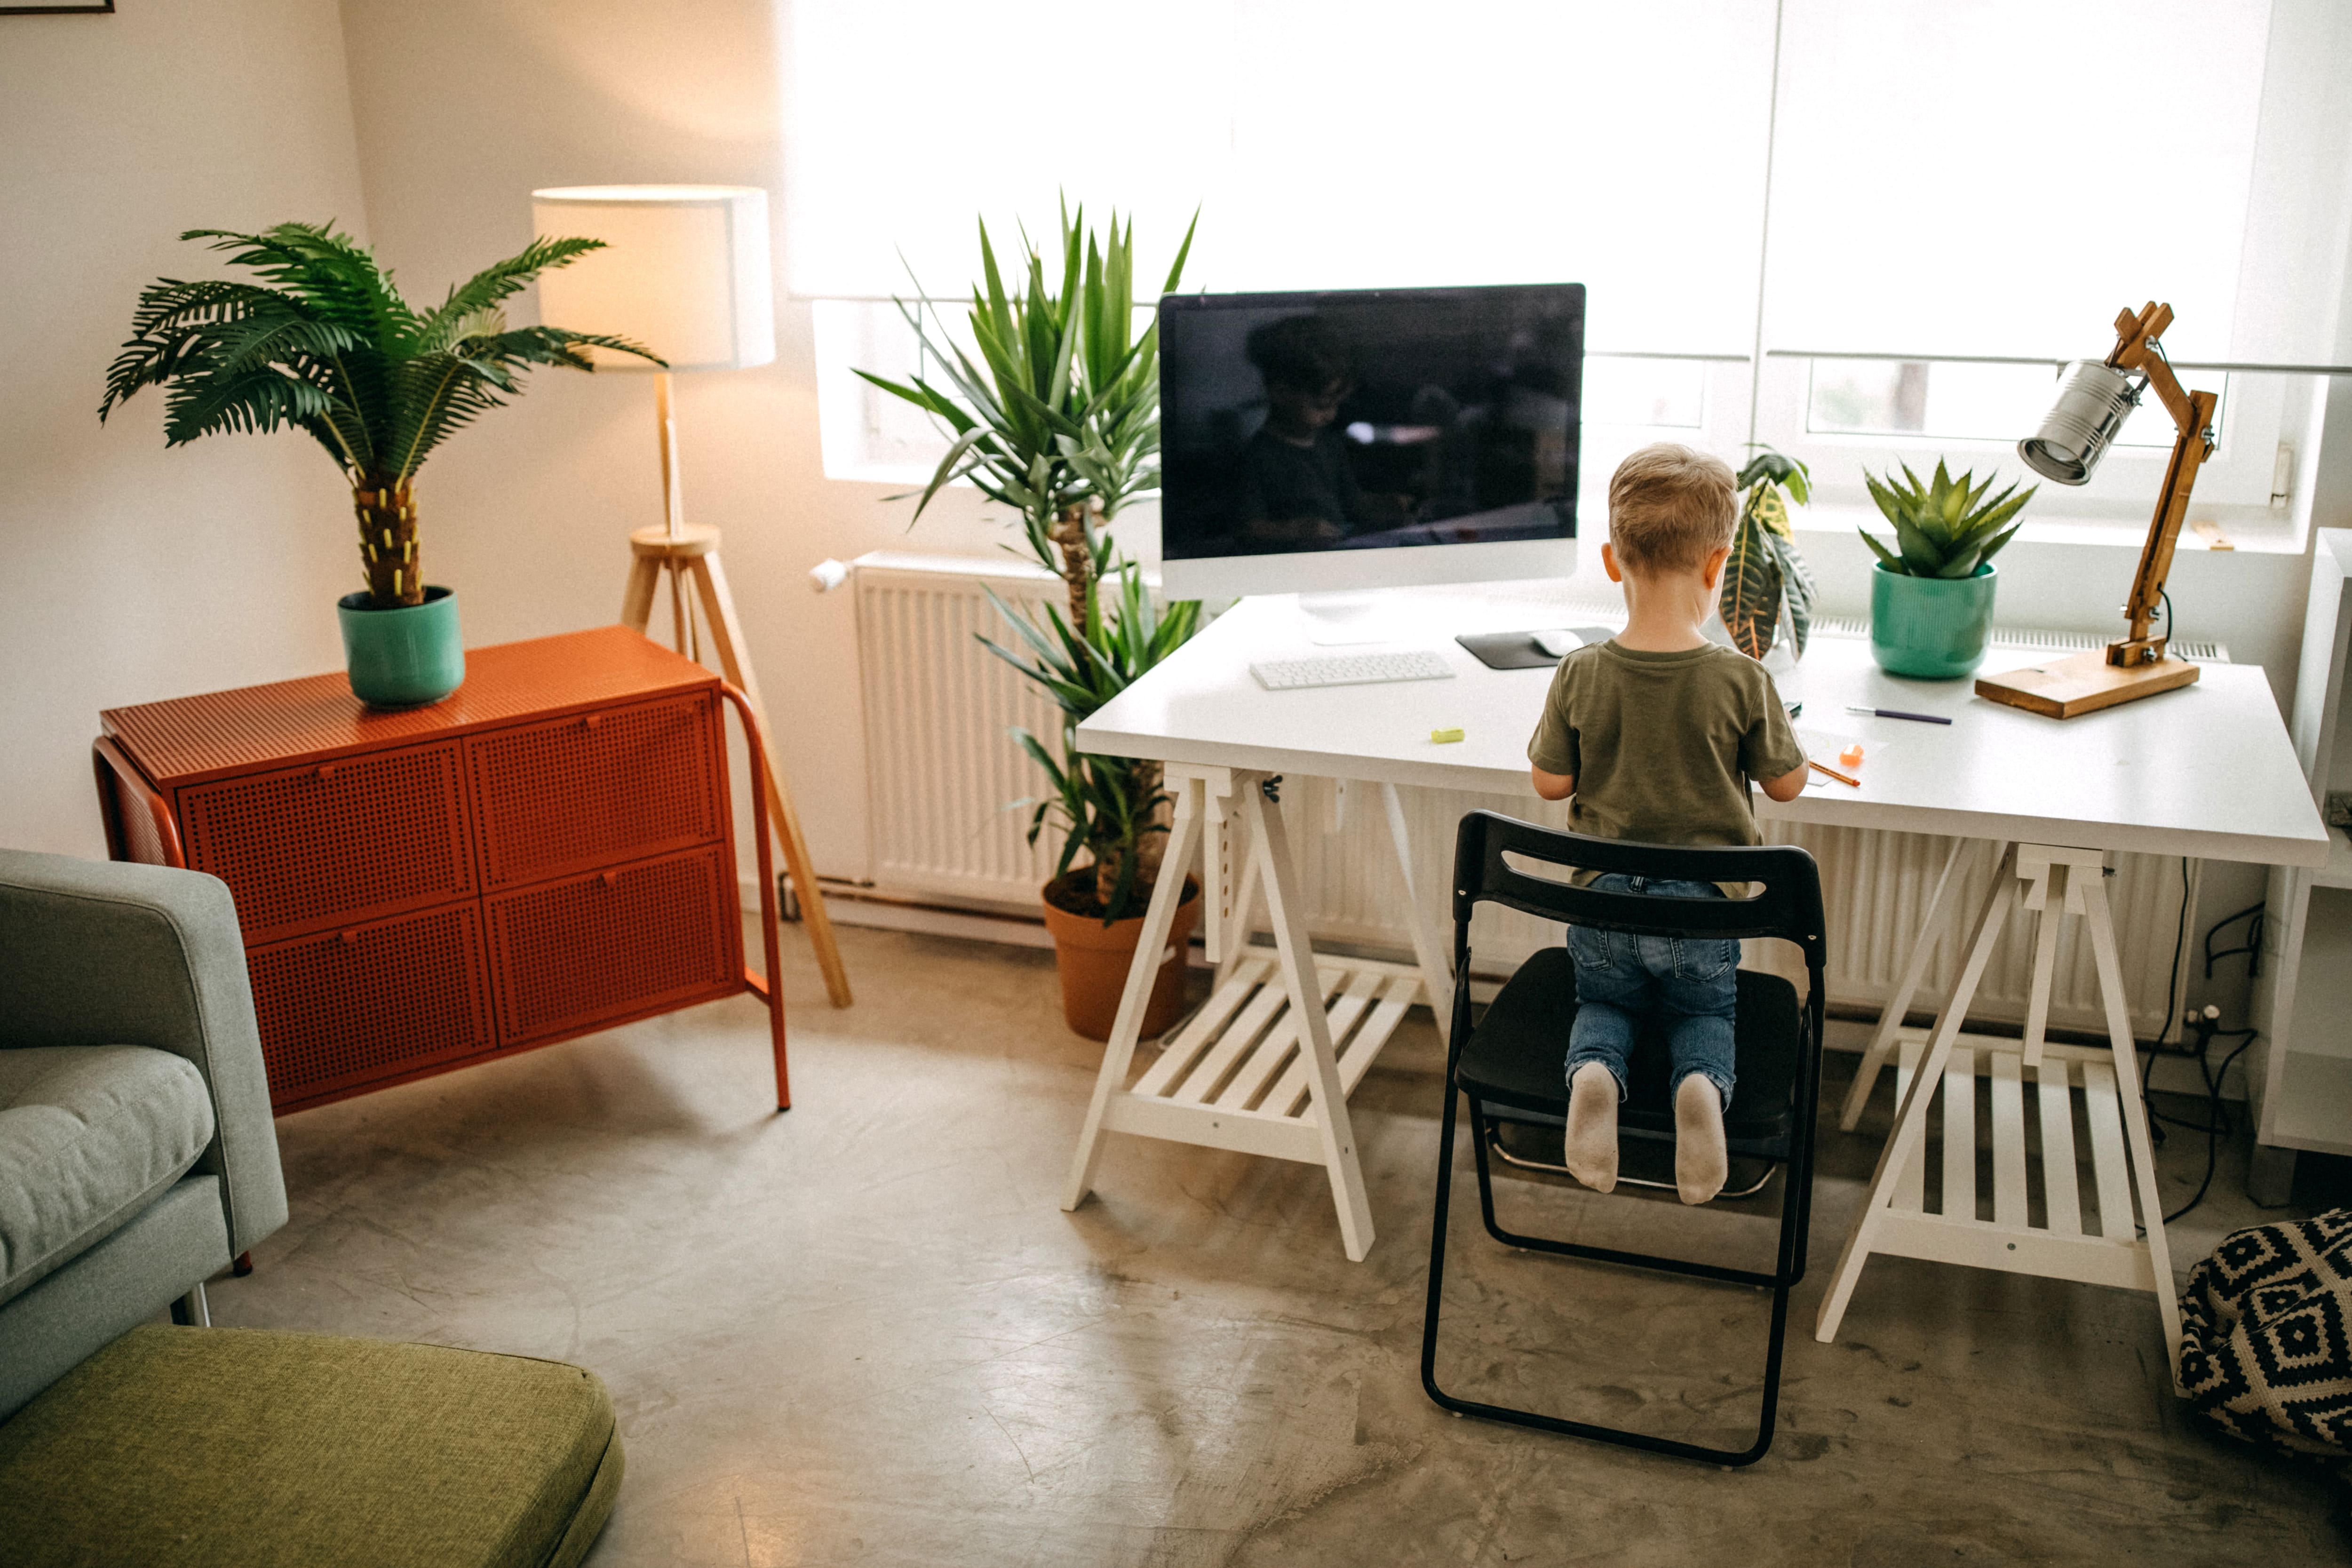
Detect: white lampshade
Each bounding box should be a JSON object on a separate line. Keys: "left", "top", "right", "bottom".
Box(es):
{"left": 529, "top": 185, "right": 775, "bottom": 372}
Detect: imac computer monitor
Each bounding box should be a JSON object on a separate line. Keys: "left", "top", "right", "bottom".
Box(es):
{"left": 1157, "top": 283, "right": 1582, "bottom": 602}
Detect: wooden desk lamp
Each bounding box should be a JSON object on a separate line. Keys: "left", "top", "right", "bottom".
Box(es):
{"left": 532, "top": 184, "right": 852, "bottom": 1007}
{"left": 1976, "top": 301, "right": 2219, "bottom": 718}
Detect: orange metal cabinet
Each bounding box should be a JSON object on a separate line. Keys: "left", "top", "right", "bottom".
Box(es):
{"left": 94, "top": 627, "right": 791, "bottom": 1116}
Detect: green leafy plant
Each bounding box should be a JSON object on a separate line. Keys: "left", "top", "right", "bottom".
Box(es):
{"left": 100, "top": 222, "right": 660, "bottom": 608}
{"left": 856, "top": 205, "right": 1199, "bottom": 921}
{"left": 1860, "top": 459, "right": 2035, "bottom": 579}
{"left": 1719, "top": 446, "right": 1816, "bottom": 661}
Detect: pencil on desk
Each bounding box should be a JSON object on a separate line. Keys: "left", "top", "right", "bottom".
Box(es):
{"left": 1809, "top": 759, "right": 1860, "bottom": 788}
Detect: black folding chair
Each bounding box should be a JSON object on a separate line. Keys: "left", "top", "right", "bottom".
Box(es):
{"left": 1420, "top": 811, "right": 1828, "bottom": 1466}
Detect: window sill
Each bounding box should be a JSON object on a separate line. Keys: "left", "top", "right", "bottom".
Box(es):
{"left": 1790, "top": 501, "right": 2305, "bottom": 557}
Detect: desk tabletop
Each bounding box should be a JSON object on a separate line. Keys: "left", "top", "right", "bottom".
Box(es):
{"left": 1077, "top": 595, "right": 2329, "bottom": 868}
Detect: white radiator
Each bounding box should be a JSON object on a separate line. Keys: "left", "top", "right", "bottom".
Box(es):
{"left": 851, "top": 553, "right": 2193, "bottom": 1036}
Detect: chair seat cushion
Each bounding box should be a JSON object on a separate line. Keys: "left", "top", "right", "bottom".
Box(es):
{"left": 0, "top": 1325, "right": 623, "bottom": 1568}
{"left": 1456, "top": 947, "right": 1804, "bottom": 1146}
{"left": 0, "top": 1045, "right": 215, "bottom": 1309}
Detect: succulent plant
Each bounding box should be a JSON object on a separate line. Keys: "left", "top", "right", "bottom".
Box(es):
{"left": 1860, "top": 460, "right": 2035, "bottom": 578}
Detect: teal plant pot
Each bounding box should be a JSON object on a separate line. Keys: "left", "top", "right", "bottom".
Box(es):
{"left": 337, "top": 586, "right": 464, "bottom": 708}
{"left": 1869, "top": 562, "right": 1997, "bottom": 679}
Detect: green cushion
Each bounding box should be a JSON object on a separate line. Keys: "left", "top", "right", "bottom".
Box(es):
{"left": 0, "top": 1326, "right": 622, "bottom": 1568}
{"left": 0, "top": 1045, "right": 215, "bottom": 1308}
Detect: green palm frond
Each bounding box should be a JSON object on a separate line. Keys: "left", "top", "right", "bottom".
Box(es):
{"left": 104, "top": 220, "right": 667, "bottom": 608}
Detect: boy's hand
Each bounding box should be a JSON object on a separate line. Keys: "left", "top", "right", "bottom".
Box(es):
{"left": 1530, "top": 766, "right": 1575, "bottom": 802}
{"left": 1759, "top": 763, "right": 1809, "bottom": 803}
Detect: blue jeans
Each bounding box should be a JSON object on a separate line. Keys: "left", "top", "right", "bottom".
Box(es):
{"left": 1564, "top": 875, "right": 1737, "bottom": 1112}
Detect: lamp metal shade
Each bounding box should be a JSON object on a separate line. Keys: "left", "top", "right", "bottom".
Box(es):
{"left": 530, "top": 185, "right": 775, "bottom": 372}
{"left": 2017, "top": 359, "right": 2141, "bottom": 486}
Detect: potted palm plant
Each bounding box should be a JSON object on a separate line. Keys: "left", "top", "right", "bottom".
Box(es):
{"left": 856, "top": 206, "right": 1202, "bottom": 1040}
{"left": 1860, "top": 459, "right": 2035, "bottom": 678}
{"left": 1718, "top": 446, "right": 1817, "bottom": 665}
{"left": 100, "top": 223, "right": 660, "bottom": 708}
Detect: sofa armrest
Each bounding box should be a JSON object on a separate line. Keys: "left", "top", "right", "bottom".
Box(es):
{"left": 0, "top": 850, "right": 287, "bottom": 1258}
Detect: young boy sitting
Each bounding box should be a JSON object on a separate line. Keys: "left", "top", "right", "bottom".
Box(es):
{"left": 1526, "top": 444, "right": 1810, "bottom": 1204}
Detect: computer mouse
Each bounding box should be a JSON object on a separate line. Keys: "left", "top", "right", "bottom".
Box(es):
{"left": 1533, "top": 629, "right": 1582, "bottom": 658}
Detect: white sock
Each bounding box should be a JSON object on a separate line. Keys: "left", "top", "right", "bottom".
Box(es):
{"left": 1676, "top": 1075, "right": 1728, "bottom": 1205}
{"left": 1563, "top": 1062, "right": 1619, "bottom": 1194}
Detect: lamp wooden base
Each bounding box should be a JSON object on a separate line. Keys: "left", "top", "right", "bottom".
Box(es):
{"left": 624, "top": 523, "right": 854, "bottom": 1009}
{"left": 1975, "top": 649, "right": 2200, "bottom": 719}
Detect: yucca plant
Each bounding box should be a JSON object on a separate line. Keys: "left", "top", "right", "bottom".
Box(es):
{"left": 100, "top": 222, "right": 660, "bottom": 608}
{"left": 1860, "top": 459, "right": 2035, "bottom": 579}
{"left": 856, "top": 205, "right": 1199, "bottom": 920}
{"left": 992, "top": 567, "right": 1199, "bottom": 920}
{"left": 1719, "top": 445, "right": 1817, "bottom": 661}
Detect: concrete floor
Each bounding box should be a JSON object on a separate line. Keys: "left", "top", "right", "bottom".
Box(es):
{"left": 208, "top": 923, "right": 2345, "bottom": 1566}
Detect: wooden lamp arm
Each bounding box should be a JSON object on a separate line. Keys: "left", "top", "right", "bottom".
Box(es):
{"left": 2100, "top": 301, "right": 2219, "bottom": 663}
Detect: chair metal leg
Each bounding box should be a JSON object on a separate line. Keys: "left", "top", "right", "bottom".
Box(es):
{"left": 1423, "top": 1080, "right": 1810, "bottom": 1466}
{"left": 170, "top": 1282, "right": 210, "bottom": 1328}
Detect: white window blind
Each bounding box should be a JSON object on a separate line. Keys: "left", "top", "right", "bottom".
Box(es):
{"left": 787, "top": 0, "right": 1779, "bottom": 357}
{"left": 793, "top": 0, "right": 2352, "bottom": 496}
{"left": 1764, "top": 0, "right": 2277, "bottom": 365}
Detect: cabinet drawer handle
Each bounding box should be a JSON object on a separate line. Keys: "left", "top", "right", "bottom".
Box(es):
{"left": 339, "top": 929, "right": 358, "bottom": 945}
{"left": 317, "top": 763, "right": 337, "bottom": 781}
{"left": 600, "top": 871, "right": 617, "bottom": 888}
{"left": 582, "top": 714, "right": 601, "bottom": 732}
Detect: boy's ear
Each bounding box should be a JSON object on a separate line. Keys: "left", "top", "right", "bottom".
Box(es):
{"left": 1700, "top": 543, "right": 1731, "bottom": 592}
{"left": 1601, "top": 541, "right": 1624, "bottom": 584}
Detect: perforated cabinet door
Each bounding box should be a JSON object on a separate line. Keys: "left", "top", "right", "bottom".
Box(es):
{"left": 178, "top": 743, "right": 476, "bottom": 944}
{"left": 485, "top": 845, "right": 743, "bottom": 1047}
{"left": 246, "top": 905, "right": 495, "bottom": 1110}
{"left": 466, "top": 694, "right": 724, "bottom": 891}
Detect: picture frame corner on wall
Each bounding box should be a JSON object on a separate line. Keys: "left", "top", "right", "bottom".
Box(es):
{"left": 1, "top": 0, "right": 116, "bottom": 13}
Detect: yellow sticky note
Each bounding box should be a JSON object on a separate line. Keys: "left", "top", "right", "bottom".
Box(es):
{"left": 1430, "top": 727, "right": 1465, "bottom": 744}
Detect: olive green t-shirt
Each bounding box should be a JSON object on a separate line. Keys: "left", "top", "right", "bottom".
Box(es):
{"left": 1526, "top": 640, "right": 1808, "bottom": 889}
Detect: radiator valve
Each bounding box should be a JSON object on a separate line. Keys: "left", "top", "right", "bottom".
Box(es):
{"left": 809, "top": 558, "right": 849, "bottom": 594}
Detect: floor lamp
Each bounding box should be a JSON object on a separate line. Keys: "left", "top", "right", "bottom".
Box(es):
{"left": 531, "top": 183, "right": 852, "bottom": 1007}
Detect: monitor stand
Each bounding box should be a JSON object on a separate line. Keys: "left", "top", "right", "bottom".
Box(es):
{"left": 1295, "top": 589, "right": 1441, "bottom": 646}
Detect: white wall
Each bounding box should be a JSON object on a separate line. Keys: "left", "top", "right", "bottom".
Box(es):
{"left": 0, "top": 0, "right": 370, "bottom": 857}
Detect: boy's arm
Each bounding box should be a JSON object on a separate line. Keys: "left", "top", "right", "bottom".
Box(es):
{"left": 1530, "top": 766, "right": 1575, "bottom": 801}
{"left": 1744, "top": 672, "right": 1810, "bottom": 804}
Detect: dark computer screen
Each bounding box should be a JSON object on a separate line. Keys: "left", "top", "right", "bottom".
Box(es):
{"left": 1157, "top": 284, "right": 1584, "bottom": 563}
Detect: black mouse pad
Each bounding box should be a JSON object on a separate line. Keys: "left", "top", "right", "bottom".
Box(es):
{"left": 1456, "top": 627, "right": 1617, "bottom": 670}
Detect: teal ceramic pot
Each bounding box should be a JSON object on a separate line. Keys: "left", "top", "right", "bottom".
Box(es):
{"left": 336, "top": 585, "right": 464, "bottom": 708}
{"left": 1869, "top": 562, "right": 1997, "bottom": 679}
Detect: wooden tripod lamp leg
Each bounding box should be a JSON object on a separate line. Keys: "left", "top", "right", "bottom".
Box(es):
{"left": 685, "top": 551, "right": 856, "bottom": 1010}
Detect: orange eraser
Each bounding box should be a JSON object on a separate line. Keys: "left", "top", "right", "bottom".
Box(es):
{"left": 1838, "top": 742, "right": 1866, "bottom": 768}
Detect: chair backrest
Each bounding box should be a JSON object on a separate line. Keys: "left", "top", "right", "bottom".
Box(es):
{"left": 1449, "top": 811, "right": 1828, "bottom": 972}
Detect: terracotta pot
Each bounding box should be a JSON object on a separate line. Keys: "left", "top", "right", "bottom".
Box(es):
{"left": 1040, "top": 872, "right": 1200, "bottom": 1042}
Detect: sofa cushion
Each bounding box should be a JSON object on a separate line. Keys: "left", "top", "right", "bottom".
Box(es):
{"left": 0, "top": 1045, "right": 214, "bottom": 1309}
{"left": 0, "top": 1325, "right": 623, "bottom": 1568}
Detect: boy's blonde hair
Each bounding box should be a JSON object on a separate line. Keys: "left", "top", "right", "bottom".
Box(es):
{"left": 1606, "top": 443, "right": 1737, "bottom": 573}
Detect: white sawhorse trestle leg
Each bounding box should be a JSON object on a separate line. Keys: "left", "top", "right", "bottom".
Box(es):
{"left": 1061, "top": 767, "right": 1448, "bottom": 1261}
{"left": 1815, "top": 843, "right": 2184, "bottom": 1387}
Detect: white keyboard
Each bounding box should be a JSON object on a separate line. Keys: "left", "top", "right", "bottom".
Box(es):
{"left": 1249, "top": 650, "right": 1456, "bottom": 691}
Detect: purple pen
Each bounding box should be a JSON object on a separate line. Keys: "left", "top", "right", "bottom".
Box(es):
{"left": 1845, "top": 704, "right": 1953, "bottom": 725}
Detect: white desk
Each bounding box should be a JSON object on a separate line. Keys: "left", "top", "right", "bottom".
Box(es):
{"left": 1069, "top": 593, "right": 2326, "bottom": 1371}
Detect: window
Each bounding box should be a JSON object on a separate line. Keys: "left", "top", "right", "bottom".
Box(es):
{"left": 793, "top": 0, "right": 2352, "bottom": 543}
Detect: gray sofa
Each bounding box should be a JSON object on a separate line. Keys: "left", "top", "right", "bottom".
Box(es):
{"left": 0, "top": 849, "right": 286, "bottom": 1419}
